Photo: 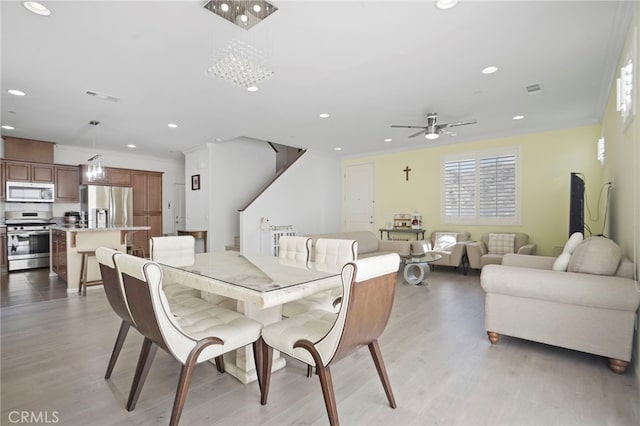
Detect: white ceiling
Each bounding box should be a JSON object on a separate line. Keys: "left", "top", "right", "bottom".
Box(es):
{"left": 0, "top": 1, "right": 633, "bottom": 160}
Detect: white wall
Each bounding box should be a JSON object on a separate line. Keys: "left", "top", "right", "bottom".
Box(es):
{"left": 184, "top": 138, "right": 275, "bottom": 251}
{"left": 53, "top": 144, "right": 184, "bottom": 234}
{"left": 240, "top": 150, "right": 341, "bottom": 255}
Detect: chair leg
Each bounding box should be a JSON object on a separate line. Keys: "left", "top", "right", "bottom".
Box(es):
{"left": 260, "top": 343, "right": 273, "bottom": 405}
{"left": 170, "top": 338, "right": 223, "bottom": 426}
{"left": 316, "top": 364, "right": 339, "bottom": 426}
{"left": 127, "top": 338, "right": 158, "bottom": 411}
{"left": 306, "top": 364, "right": 314, "bottom": 378}
{"left": 252, "top": 338, "right": 263, "bottom": 396}
{"left": 214, "top": 356, "right": 225, "bottom": 373}
{"left": 368, "top": 340, "right": 397, "bottom": 409}
{"left": 105, "top": 320, "right": 131, "bottom": 379}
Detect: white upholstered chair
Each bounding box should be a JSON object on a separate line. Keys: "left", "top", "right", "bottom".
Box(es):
{"left": 411, "top": 231, "right": 471, "bottom": 274}
{"left": 114, "top": 253, "right": 263, "bottom": 426}
{"left": 149, "top": 236, "right": 201, "bottom": 298}
{"left": 260, "top": 253, "right": 400, "bottom": 426}
{"left": 278, "top": 235, "right": 312, "bottom": 261}
{"left": 467, "top": 232, "right": 536, "bottom": 270}
{"left": 281, "top": 238, "right": 357, "bottom": 318}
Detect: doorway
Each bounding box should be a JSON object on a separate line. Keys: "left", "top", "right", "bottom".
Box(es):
{"left": 344, "top": 163, "right": 375, "bottom": 232}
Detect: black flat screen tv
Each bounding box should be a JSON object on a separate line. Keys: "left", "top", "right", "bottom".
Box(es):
{"left": 569, "top": 172, "right": 584, "bottom": 237}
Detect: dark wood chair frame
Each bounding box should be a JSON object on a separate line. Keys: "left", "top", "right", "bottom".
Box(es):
{"left": 120, "top": 261, "right": 262, "bottom": 426}
{"left": 260, "top": 264, "right": 398, "bottom": 426}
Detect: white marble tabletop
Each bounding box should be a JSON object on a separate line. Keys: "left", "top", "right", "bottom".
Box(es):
{"left": 160, "top": 251, "right": 342, "bottom": 308}
{"left": 50, "top": 225, "right": 150, "bottom": 232}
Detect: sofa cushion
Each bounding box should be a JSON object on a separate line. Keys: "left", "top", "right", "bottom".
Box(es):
{"left": 567, "top": 237, "right": 623, "bottom": 276}
{"left": 434, "top": 232, "right": 458, "bottom": 251}
{"left": 552, "top": 252, "right": 571, "bottom": 271}
{"left": 344, "top": 231, "right": 379, "bottom": 254}
{"left": 564, "top": 232, "right": 584, "bottom": 254}
{"left": 488, "top": 233, "right": 515, "bottom": 255}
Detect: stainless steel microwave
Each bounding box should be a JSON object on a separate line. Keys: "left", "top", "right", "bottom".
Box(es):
{"left": 6, "top": 181, "right": 55, "bottom": 203}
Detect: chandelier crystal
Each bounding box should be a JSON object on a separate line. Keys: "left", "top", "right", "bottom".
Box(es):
{"left": 206, "top": 40, "right": 274, "bottom": 90}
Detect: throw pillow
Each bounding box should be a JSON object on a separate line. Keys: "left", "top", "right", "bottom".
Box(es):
{"left": 563, "top": 232, "right": 583, "bottom": 254}
{"left": 567, "top": 236, "right": 622, "bottom": 276}
{"left": 552, "top": 252, "right": 571, "bottom": 271}
{"left": 434, "top": 232, "right": 458, "bottom": 251}
{"left": 487, "top": 233, "right": 515, "bottom": 255}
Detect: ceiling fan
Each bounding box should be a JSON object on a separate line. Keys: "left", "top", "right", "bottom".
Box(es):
{"left": 391, "top": 112, "right": 477, "bottom": 140}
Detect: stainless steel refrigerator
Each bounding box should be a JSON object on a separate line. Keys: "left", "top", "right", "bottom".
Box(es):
{"left": 80, "top": 185, "right": 133, "bottom": 228}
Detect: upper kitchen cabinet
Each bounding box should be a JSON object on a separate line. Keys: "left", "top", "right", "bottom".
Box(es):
{"left": 55, "top": 165, "right": 80, "bottom": 202}
{"left": 5, "top": 160, "right": 54, "bottom": 183}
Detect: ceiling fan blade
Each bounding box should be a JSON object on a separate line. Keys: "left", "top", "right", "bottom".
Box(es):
{"left": 440, "top": 129, "right": 457, "bottom": 137}
{"left": 408, "top": 129, "right": 426, "bottom": 138}
{"left": 390, "top": 125, "right": 428, "bottom": 129}
{"left": 440, "top": 119, "right": 478, "bottom": 128}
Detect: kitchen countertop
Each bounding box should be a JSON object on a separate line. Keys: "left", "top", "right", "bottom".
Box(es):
{"left": 50, "top": 225, "right": 151, "bottom": 232}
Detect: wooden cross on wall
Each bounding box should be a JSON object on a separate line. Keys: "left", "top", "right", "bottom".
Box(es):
{"left": 403, "top": 166, "right": 411, "bottom": 181}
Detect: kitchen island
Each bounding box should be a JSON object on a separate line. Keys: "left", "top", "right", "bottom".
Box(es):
{"left": 49, "top": 225, "right": 150, "bottom": 294}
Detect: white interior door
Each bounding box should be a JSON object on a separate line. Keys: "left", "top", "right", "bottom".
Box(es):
{"left": 344, "top": 163, "right": 375, "bottom": 232}
{"left": 173, "top": 183, "right": 186, "bottom": 234}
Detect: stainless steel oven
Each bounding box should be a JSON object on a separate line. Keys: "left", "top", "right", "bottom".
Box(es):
{"left": 5, "top": 212, "right": 55, "bottom": 271}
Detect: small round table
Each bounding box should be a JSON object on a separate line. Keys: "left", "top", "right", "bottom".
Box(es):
{"left": 403, "top": 252, "right": 442, "bottom": 286}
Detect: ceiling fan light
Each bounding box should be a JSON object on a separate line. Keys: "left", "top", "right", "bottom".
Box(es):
{"left": 425, "top": 132, "right": 439, "bottom": 140}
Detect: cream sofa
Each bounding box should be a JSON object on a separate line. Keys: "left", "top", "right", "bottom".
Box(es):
{"left": 467, "top": 232, "right": 536, "bottom": 270}
{"left": 305, "top": 231, "right": 411, "bottom": 260}
{"left": 480, "top": 236, "right": 640, "bottom": 373}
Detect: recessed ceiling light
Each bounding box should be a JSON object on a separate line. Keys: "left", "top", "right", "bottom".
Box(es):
{"left": 127, "top": 144, "right": 136, "bottom": 149}
{"left": 23, "top": 2, "right": 51, "bottom": 16}
{"left": 168, "top": 123, "right": 178, "bottom": 128}
{"left": 215, "top": 137, "right": 223, "bottom": 142}
{"left": 247, "top": 86, "right": 259, "bottom": 92}
{"left": 435, "top": 0, "right": 459, "bottom": 10}
{"left": 482, "top": 66, "right": 498, "bottom": 74}
{"left": 334, "top": 147, "right": 342, "bottom": 151}
{"left": 2, "top": 125, "right": 15, "bottom": 130}
{"left": 512, "top": 115, "right": 525, "bottom": 120}
{"left": 8, "top": 89, "right": 26, "bottom": 96}
{"left": 384, "top": 138, "right": 392, "bottom": 142}
{"left": 319, "top": 113, "right": 330, "bottom": 118}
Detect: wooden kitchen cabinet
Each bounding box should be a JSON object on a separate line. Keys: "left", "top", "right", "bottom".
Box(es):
{"left": 54, "top": 165, "right": 80, "bottom": 202}
{"left": 131, "top": 171, "right": 163, "bottom": 255}
{"left": 51, "top": 230, "right": 67, "bottom": 282}
{"left": 5, "top": 160, "right": 54, "bottom": 183}
{"left": 107, "top": 168, "right": 132, "bottom": 186}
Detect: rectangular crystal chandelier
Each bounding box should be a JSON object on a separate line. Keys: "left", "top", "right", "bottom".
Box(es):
{"left": 203, "top": 0, "right": 278, "bottom": 30}
{"left": 206, "top": 40, "right": 274, "bottom": 91}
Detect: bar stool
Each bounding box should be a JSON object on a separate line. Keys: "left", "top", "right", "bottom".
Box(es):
{"left": 78, "top": 250, "right": 103, "bottom": 296}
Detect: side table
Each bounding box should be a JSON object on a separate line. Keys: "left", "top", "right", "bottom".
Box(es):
{"left": 403, "top": 252, "right": 442, "bottom": 285}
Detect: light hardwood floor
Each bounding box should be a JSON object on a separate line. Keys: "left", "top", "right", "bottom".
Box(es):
{"left": 1, "top": 268, "right": 639, "bottom": 425}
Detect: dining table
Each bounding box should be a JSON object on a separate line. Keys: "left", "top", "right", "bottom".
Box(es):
{"left": 159, "top": 251, "right": 342, "bottom": 384}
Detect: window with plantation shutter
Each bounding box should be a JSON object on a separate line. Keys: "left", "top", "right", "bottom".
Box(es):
{"left": 442, "top": 148, "right": 520, "bottom": 225}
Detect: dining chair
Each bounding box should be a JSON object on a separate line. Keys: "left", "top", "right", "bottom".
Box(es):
{"left": 278, "top": 235, "right": 312, "bottom": 261}
{"left": 114, "top": 253, "right": 263, "bottom": 426}
{"left": 95, "top": 247, "right": 131, "bottom": 379}
{"left": 282, "top": 238, "right": 357, "bottom": 318}
{"left": 260, "top": 253, "right": 400, "bottom": 426}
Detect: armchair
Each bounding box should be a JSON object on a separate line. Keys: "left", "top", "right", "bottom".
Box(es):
{"left": 411, "top": 231, "right": 471, "bottom": 274}
{"left": 467, "top": 232, "right": 535, "bottom": 270}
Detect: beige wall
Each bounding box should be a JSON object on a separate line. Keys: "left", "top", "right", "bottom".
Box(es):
{"left": 342, "top": 125, "right": 604, "bottom": 256}
{"left": 602, "top": 6, "right": 639, "bottom": 383}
